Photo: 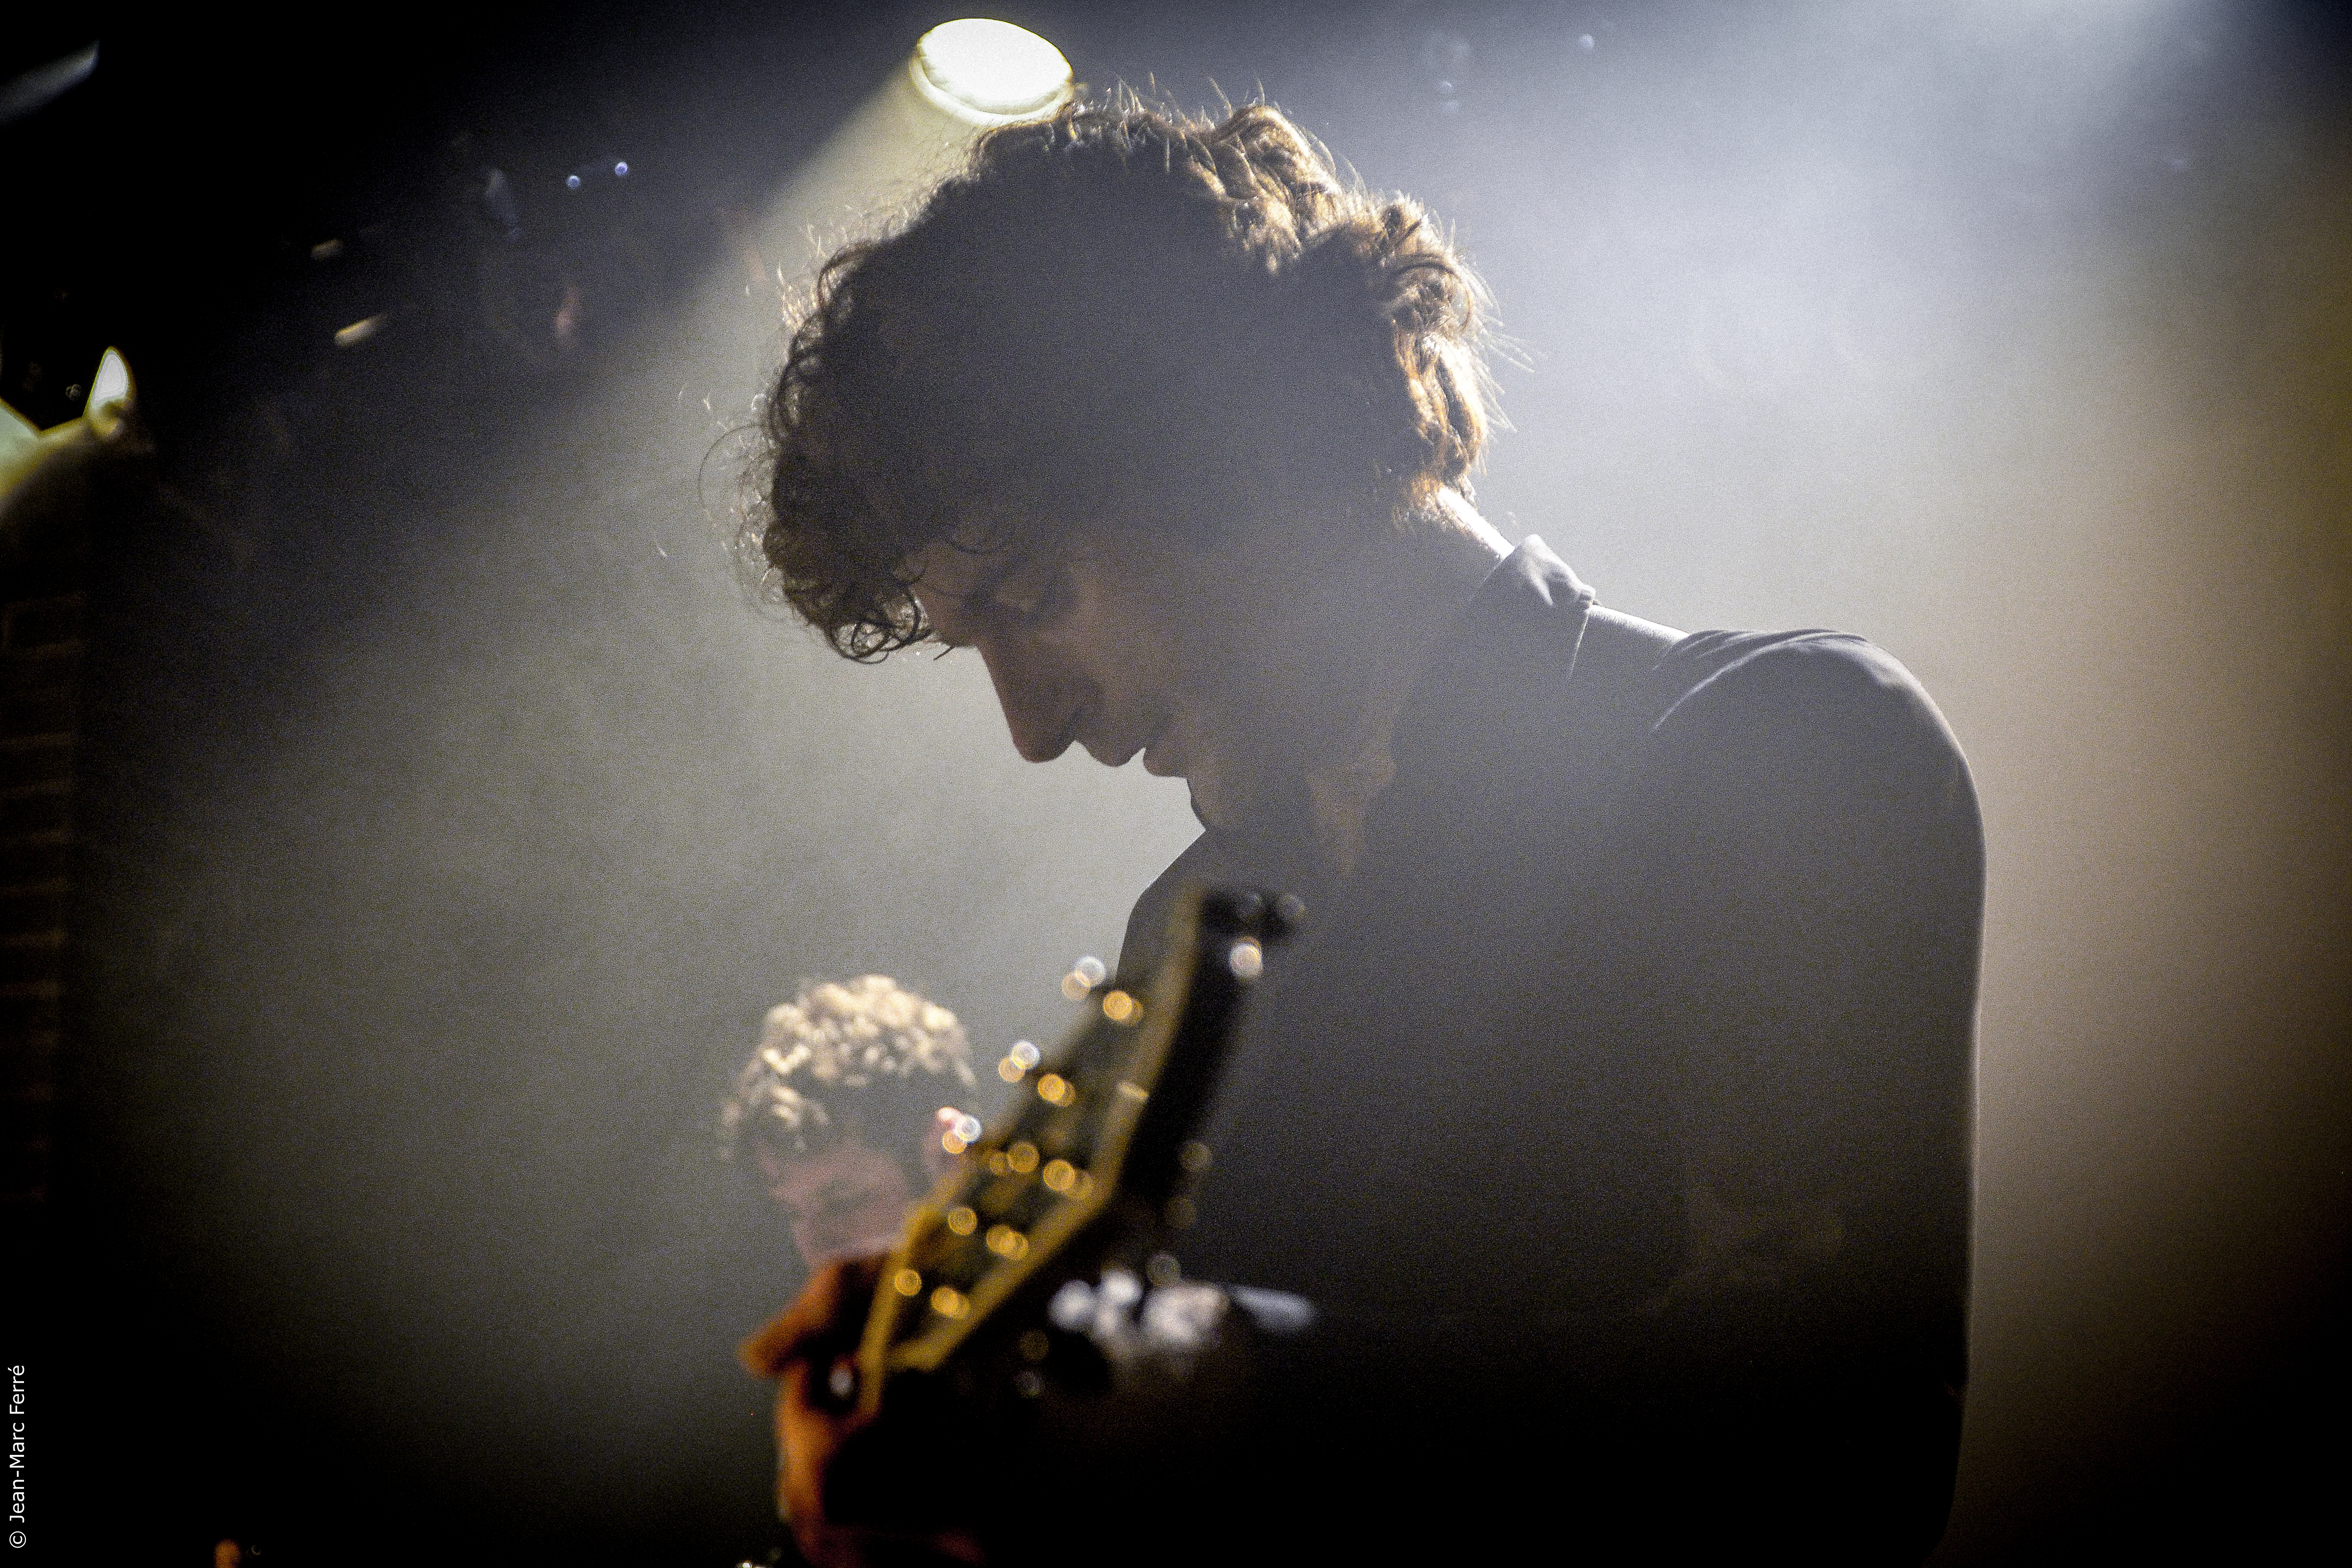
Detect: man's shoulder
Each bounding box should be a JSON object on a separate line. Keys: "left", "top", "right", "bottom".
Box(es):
{"left": 1640, "top": 627, "right": 1971, "bottom": 784}
{"left": 1505, "top": 608, "right": 1970, "bottom": 830}
{"left": 1616, "top": 626, "right": 1984, "bottom": 898}
{"left": 1656, "top": 628, "right": 1942, "bottom": 713}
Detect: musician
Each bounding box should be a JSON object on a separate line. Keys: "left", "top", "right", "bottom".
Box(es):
{"left": 719, "top": 974, "right": 981, "bottom": 1269}
{"left": 735, "top": 98, "right": 1984, "bottom": 1566}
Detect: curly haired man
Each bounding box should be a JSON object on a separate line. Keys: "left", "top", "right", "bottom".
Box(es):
{"left": 720, "top": 975, "right": 981, "bottom": 1269}
{"left": 736, "top": 99, "right": 1984, "bottom": 1567}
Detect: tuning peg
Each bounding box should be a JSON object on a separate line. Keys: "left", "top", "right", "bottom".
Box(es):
{"left": 1061, "top": 956, "right": 1107, "bottom": 1000}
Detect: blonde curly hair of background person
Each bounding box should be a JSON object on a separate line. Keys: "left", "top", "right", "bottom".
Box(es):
{"left": 719, "top": 975, "right": 980, "bottom": 1159}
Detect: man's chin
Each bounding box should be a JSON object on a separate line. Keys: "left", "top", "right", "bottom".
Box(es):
{"left": 1184, "top": 776, "right": 1256, "bottom": 835}
{"left": 1188, "top": 772, "right": 1319, "bottom": 844}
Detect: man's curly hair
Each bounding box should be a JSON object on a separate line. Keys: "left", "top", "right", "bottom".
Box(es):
{"left": 740, "top": 98, "right": 1494, "bottom": 660}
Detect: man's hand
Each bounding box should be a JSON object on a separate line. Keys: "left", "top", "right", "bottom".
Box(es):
{"left": 740, "top": 1252, "right": 984, "bottom": 1568}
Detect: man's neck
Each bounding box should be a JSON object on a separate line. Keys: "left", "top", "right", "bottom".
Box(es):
{"left": 1297, "top": 491, "right": 1509, "bottom": 874}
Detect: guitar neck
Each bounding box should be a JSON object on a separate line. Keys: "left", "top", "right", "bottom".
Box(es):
{"left": 854, "top": 886, "right": 1290, "bottom": 1407}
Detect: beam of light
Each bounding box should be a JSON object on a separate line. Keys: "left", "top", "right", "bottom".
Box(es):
{"left": 697, "top": 20, "right": 1076, "bottom": 401}
{"left": 909, "top": 19, "right": 1074, "bottom": 127}
{"left": 787, "top": 18, "right": 1072, "bottom": 210}
{"left": 0, "top": 41, "right": 98, "bottom": 128}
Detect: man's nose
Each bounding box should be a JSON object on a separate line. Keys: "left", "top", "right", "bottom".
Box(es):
{"left": 979, "top": 640, "right": 1082, "bottom": 763}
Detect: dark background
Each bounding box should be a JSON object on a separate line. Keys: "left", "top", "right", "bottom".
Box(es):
{"left": 6, "top": 2, "right": 2347, "bottom": 1563}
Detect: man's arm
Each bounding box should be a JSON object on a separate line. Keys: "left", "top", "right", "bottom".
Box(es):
{"left": 1612, "top": 633, "right": 1985, "bottom": 1556}
{"left": 1634, "top": 635, "right": 1982, "bottom": 1317}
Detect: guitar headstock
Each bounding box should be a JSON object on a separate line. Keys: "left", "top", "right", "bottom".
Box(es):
{"left": 854, "top": 886, "right": 1293, "bottom": 1415}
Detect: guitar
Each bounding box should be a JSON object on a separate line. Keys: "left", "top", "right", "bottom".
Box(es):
{"left": 848, "top": 885, "right": 1294, "bottom": 1422}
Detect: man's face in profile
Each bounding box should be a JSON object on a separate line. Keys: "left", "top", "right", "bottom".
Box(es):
{"left": 757, "top": 1134, "right": 917, "bottom": 1267}
{"left": 909, "top": 527, "right": 1319, "bottom": 834}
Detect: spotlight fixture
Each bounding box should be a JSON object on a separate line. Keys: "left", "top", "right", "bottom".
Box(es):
{"left": 908, "top": 19, "right": 1073, "bottom": 126}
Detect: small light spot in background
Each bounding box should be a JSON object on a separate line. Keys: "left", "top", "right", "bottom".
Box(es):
{"left": 553, "top": 284, "right": 584, "bottom": 348}
{"left": 614, "top": 161, "right": 629, "bottom": 176}
{"left": 310, "top": 238, "right": 344, "bottom": 261}
{"left": 333, "top": 316, "right": 384, "bottom": 349}
{"left": 1581, "top": 34, "right": 1596, "bottom": 51}
{"left": 566, "top": 174, "right": 582, "bottom": 189}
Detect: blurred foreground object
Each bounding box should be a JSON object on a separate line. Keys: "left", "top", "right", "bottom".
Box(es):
{"left": 0, "top": 344, "right": 131, "bottom": 497}
{"left": 0, "top": 346, "right": 140, "bottom": 1212}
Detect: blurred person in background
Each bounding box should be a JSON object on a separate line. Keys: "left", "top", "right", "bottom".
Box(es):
{"left": 720, "top": 974, "right": 981, "bottom": 1270}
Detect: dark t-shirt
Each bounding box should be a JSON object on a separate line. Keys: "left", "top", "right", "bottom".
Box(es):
{"left": 1116, "top": 538, "right": 1984, "bottom": 1561}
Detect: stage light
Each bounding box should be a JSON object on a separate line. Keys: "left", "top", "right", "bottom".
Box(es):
{"left": 909, "top": 19, "right": 1073, "bottom": 126}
